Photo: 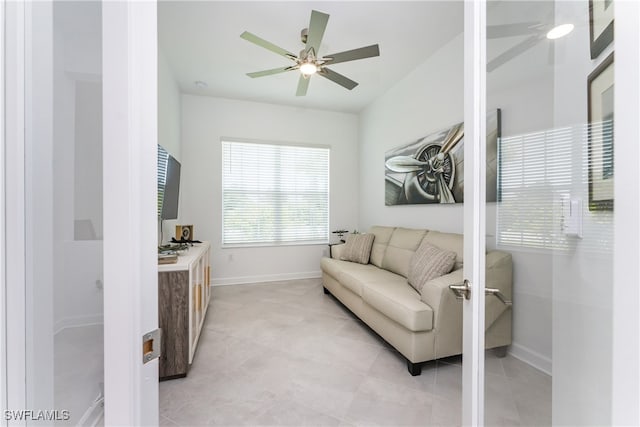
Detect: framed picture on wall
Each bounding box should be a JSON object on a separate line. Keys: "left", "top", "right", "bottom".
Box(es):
{"left": 589, "top": 0, "right": 614, "bottom": 59}
{"left": 587, "top": 52, "right": 614, "bottom": 211}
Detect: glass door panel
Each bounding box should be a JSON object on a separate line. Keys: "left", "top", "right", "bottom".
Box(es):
{"left": 485, "top": 0, "right": 614, "bottom": 424}
{"left": 25, "top": 1, "right": 105, "bottom": 424}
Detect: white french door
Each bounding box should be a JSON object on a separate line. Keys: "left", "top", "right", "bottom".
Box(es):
{"left": 462, "top": 1, "right": 640, "bottom": 426}
{"left": 1, "top": 1, "right": 159, "bottom": 425}
{"left": 461, "top": 1, "right": 487, "bottom": 425}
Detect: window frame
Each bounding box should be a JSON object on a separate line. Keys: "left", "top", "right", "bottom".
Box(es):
{"left": 221, "top": 137, "right": 331, "bottom": 248}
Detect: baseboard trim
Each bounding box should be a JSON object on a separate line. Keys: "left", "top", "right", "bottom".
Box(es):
{"left": 211, "top": 271, "right": 322, "bottom": 286}
{"left": 54, "top": 315, "right": 103, "bottom": 336}
{"left": 508, "top": 342, "right": 552, "bottom": 376}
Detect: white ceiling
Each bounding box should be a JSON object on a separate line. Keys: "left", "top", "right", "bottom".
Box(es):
{"left": 158, "top": 1, "right": 464, "bottom": 114}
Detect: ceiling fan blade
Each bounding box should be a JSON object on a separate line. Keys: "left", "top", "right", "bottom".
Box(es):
{"left": 296, "top": 75, "right": 311, "bottom": 96}
{"left": 323, "top": 44, "right": 380, "bottom": 65}
{"left": 487, "top": 35, "right": 540, "bottom": 72}
{"left": 240, "top": 31, "right": 297, "bottom": 61}
{"left": 318, "top": 68, "right": 358, "bottom": 90}
{"left": 487, "top": 22, "right": 540, "bottom": 39}
{"left": 247, "top": 66, "right": 298, "bottom": 78}
{"left": 305, "top": 10, "right": 329, "bottom": 57}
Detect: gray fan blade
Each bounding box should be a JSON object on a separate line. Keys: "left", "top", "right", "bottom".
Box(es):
{"left": 487, "top": 22, "right": 540, "bottom": 39}
{"left": 305, "top": 10, "right": 329, "bottom": 57}
{"left": 247, "top": 66, "right": 298, "bottom": 78}
{"left": 296, "top": 75, "right": 310, "bottom": 96}
{"left": 319, "top": 68, "right": 358, "bottom": 90}
{"left": 323, "top": 44, "right": 380, "bottom": 65}
{"left": 487, "top": 36, "right": 540, "bottom": 72}
{"left": 240, "top": 31, "right": 297, "bottom": 60}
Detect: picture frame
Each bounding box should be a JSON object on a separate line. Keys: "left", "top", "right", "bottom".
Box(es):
{"left": 587, "top": 52, "right": 614, "bottom": 211}
{"left": 589, "top": 0, "right": 614, "bottom": 59}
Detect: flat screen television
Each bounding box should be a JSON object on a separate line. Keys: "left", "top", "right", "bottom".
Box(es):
{"left": 158, "top": 145, "right": 181, "bottom": 220}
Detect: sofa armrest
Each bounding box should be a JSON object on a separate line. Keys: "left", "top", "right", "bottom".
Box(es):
{"left": 330, "top": 243, "right": 346, "bottom": 259}
{"left": 419, "top": 268, "right": 464, "bottom": 327}
{"left": 420, "top": 250, "right": 512, "bottom": 334}
{"left": 420, "top": 268, "right": 464, "bottom": 357}
{"left": 485, "top": 250, "right": 513, "bottom": 329}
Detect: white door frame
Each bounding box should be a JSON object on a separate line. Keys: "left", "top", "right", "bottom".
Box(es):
{"left": 103, "top": 1, "right": 159, "bottom": 425}
{"left": 1, "top": 1, "right": 159, "bottom": 425}
{"left": 462, "top": 0, "right": 487, "bottom": 425}
{"left": 2, "top": 1, "right": 27, "bottom": 424}
{"left": 0, "top": 0, "right": 6, "bottom": 416}
{"left": 612, "top": 1, "right": 640, "bottom": 424}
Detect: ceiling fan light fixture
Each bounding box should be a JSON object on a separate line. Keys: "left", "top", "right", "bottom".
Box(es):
{"left": 300, "top": 61, "right": 318, "bottom": 76}
{"left": 546, "top": 24, "right": 574, "bottom": 40}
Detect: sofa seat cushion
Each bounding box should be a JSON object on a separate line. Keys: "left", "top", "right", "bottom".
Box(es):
{"left": 321, "top": 258, "right": 401, "bottom": 297}
{"left": 362, "top": 280, "right": 434, "bottom": 332}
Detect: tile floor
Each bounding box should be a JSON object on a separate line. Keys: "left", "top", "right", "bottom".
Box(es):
{"left": 160, "top": 279, "right": 551, "bottom": 426}
{"left": 54, "top": 324, "right": 104, "bottom": 425}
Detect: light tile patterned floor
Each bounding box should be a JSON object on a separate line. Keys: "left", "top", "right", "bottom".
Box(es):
{"left": 160, "top": 279, "right": 551, "bottom": 426}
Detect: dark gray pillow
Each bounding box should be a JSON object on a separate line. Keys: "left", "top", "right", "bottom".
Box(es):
{"left": 408, "top": 240, "right": 457, "bottom": 293}
{"left": 340, "top": 233, "right": 375, "bottom": 264}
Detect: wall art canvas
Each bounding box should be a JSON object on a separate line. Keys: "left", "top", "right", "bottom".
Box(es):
{"left": 384, "top": 110, "right": 500, "bottom": 206}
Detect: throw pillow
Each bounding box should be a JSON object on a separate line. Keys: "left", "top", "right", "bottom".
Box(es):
{"left": 340, "top": 233, "right": 375, "bottom": 264}
{"left": 408, "top": 240, "right": 457, "bottom": 293}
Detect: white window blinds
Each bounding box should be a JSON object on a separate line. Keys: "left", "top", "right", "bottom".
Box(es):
{"left": 222, "top": 140, "right": 330, "bottom": 246}
{"left": 497, "top": 127, "right": 573, "bottom": 250}
{"left": 157, "top": 144, "right": 169, "bottom": 218}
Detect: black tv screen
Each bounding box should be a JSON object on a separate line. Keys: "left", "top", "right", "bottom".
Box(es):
{"left": 158, "top": 145, "right": 181, "bottom": 220}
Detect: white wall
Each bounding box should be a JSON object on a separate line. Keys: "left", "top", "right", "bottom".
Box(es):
{"left": 358, "top": 32, "right": 555, "bottom": 372}
{"left": 158, "top": 49, "right": 182, "bottom": 244}
{"left": 551, "top": 1, "right": 614, "bottom": 424}
{"left": 180, "top": 95, "right": 359, "bottom": 284}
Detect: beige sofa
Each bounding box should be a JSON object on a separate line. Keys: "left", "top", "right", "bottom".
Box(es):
{"left": 321, "top": 226, "right": 512, "bottom": 375}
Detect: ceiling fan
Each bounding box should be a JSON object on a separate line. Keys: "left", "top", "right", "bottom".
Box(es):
{"left": 240, "top": 10, "right": 380, "bottom": 96}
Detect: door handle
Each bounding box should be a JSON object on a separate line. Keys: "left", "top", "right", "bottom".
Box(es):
{"left": 449, "top": 280, "right": 471, "bottom": 300}
{"left": 449, "top": 281, "right": 513, "bottom": 306}
{"left": 485, "top": 287, "right": 512, "bottom": 306}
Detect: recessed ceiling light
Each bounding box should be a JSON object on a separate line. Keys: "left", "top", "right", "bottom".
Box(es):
{"left": 546, "top": 24, "right": 574, "bottom": 40}
{"left": 194, "top": 80, "right": 208, "bottom": 89}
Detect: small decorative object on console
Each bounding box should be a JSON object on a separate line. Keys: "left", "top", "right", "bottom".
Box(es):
{"left": 176, "top": 225, "right": 194, "bottom": 241}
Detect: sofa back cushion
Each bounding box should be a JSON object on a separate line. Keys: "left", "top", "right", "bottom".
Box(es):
{"left": 381, "top": 227, "right": 427, "bottom": 278}
{"left": 369, "top": 226, "right": 396, "bottom": 268}
{"left": 422, "top": 230, "right": 464, "bottom": 270}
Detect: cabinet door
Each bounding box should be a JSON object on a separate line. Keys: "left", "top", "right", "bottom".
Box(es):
{"left": 158, "top": 271, "right": 189, "bottom": 379}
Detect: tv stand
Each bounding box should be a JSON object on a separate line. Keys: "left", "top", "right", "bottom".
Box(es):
{"left": 158, "top": 241, "right": 211, "bottom": 380}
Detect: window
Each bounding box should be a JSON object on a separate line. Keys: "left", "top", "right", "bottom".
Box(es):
{"left": 498, "top": 123, "right": 614, "bottom": 253}
{"left": 222, "top": 139, "right": 330, "bottom": 246}
{"left": 157, "top": 144, "right": 169, "bottom": 218}
{"left": 497, "top": 127, "right": 573, "bottom": 250}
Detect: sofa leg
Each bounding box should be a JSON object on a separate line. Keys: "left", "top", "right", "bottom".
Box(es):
{"left": 407, "top": 361, "right": 422, "bottom": 376}
{"left": 323, "top": 286, "right": 330, "bottom": 295}
{"left": 494, "top": 346, "right": 508, "bottom": 358}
